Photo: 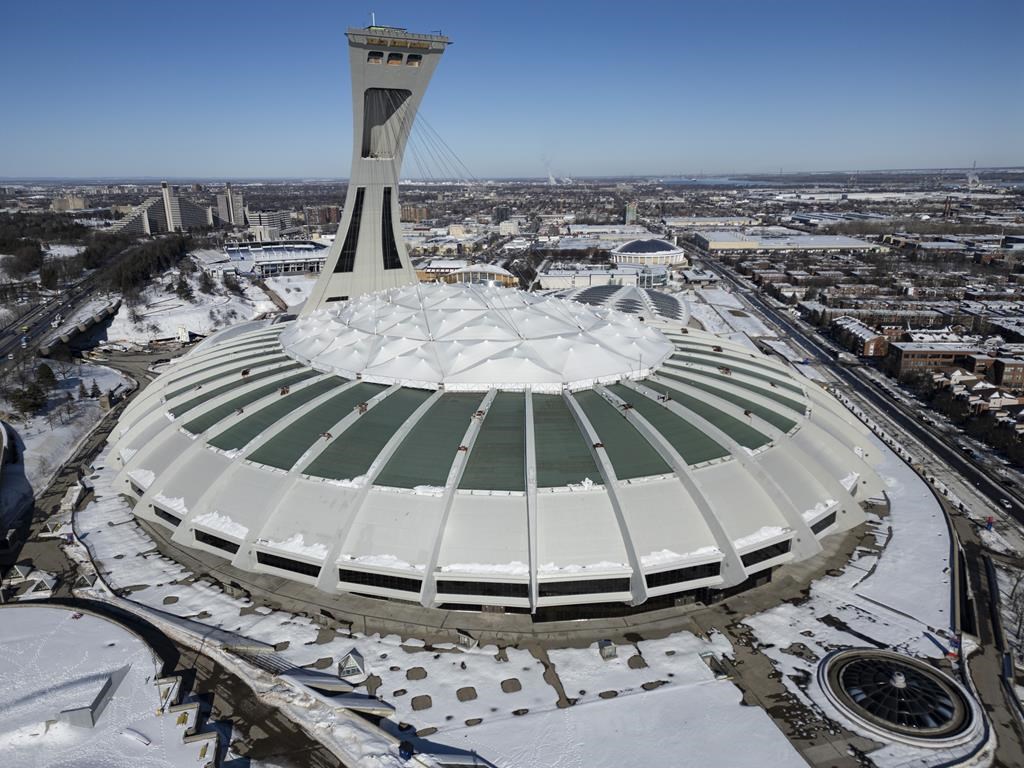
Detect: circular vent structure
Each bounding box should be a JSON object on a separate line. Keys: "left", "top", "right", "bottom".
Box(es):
{"left": 819, "top": 649, "right": 981, "bottom": 748}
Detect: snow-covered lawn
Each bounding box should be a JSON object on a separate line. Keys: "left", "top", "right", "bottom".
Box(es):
{"left": 105, "top": 269, "right": 275, "bottom": 345}
{"left": 1, "top": 361, "right": 128, "bottom": 522}
{"left": 264, "top": 275, "right": 317, "bottom": 309}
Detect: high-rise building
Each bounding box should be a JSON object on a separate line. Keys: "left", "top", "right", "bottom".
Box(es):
{"left": 625, "top": 201, "right": 638, "bottom": 225}
{"left": 401, "top": 205, "right": 429, "bottom": 223}
{"left": 50, "top": 194, "right": 88, "bottom": 212}
{"left": 111, "top": 182, "right": 212, "bottom": 235}
{"left": 493, "top": 205, "right": 511, "bottom": 224}
{"left": 303, "top": 25, "right": 451, "bottom": 310}
{"left": 216, "top": 183, "right": 246, "bottom": 227}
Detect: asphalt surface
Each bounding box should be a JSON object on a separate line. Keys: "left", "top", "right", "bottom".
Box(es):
{"left": 0, "top": 273, "right": 103, "bottom": 369}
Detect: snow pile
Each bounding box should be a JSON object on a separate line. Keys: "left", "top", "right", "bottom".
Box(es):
{"left": 261, "top": 533, "right": 328, "bottom": 560}
{"left": 733, "top": 526, "right": 788, "bottom": 550}
{"left": 126, "top": 468, "right": 154, "bottom": 489}
{"left": 641, "top": 546, "right": 720, "bottom": 566}
{"left": 840, "top": 471, "right": 859, "bottom": 492}
{"left": 339, "top": 553, "right": 425, "bottom": 571}
{"left": 441, "top": 561, "right": 529, "bottom": 575}
{"left": 153, "top": 493, "right": 188, "bottom": 517}
{"left": 802, "top": 500, "right": 836, "bottom": 521}
{"left": 537, "top": 560, "right": 627, "bottom": 574}
{"left": 191, "top": 510, "right": 248, "bottom": 539}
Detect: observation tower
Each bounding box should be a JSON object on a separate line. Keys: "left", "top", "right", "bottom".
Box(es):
{"left": 304, "top": 25, "right": 450, "bottom": 311}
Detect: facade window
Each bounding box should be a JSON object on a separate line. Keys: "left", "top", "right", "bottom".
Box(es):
{"left": 338, "top": 568, "right": 421, "bottom": 593}
{"left": 325, "top": 295, "right": 349, "bottom": 302}
{"left": 381, "top": 187, "right": 402, "bottom": 269}
{"left": 367, "top": 51, "right": 384, "bottom": 64}
{"left": 387, "top": 53, "right": 403, "bottom": 65}
{"left": 334, "top": 188, "right": 365, "bottom": 273}
{"left": 810, "top": 511, "right": 837, "bottom": 535}
{"left": 437, "top": 580, "right": 529, "bottom": 598}
{"left": 257, "top": 551, "right": 321, "bottom": 578}
{"left": 153, "top": 506, "right": 181, "bottom": 527}
{"left": 644, "top": 561, "right": 721, "bottom": 589}
{"left": 406, "top": 54, "right": 422, "bottom": 67}
{"left": 194, "top": 529, "right": 240, "bottom": 555}
{"left": 538, "top": 577, "right": 631, "bottom": 598}
{"left": 740, "top": 538, "right": 792, "bottom": 568}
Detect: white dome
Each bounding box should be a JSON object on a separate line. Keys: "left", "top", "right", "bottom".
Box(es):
{"left": 280, "top": 283, "right": 675, "bottom": 393}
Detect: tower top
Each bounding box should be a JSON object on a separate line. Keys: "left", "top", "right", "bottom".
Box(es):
{"left": 302, "top": 24, "right": 451, "bottom": 313}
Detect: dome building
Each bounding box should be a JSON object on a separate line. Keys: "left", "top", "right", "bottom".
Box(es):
{"left": 610, "top": 238, "right": 689, "bottom": 267}
{"left": 105, "top": 24, "right": 886, "bottom": 625}
{"left": 109, "top": 283, "right": 884, "bottom": 621}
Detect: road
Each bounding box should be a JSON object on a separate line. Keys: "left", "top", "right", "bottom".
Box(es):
{"left": 0, "top": 272, "right": 104, "bottom": 370}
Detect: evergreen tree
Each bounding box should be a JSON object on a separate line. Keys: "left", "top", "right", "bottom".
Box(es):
{"left": 78, "top": 380, "right": 87, "bottom": 399}
{"left": 89, "top": 378, "right": 101, "bottom": 398}
{"left": 35, "top": 363, "right": 57, "bottom": 392}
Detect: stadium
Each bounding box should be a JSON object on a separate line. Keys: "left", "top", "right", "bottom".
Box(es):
{"left": 105, "top": 24, "right": 886, "bottom": 625}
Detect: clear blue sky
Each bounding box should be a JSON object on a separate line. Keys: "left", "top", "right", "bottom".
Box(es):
{"left": 1, "top": 0, "right": 1021, "bottom": 179}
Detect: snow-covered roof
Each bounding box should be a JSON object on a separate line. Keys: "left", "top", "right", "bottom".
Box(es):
{"left": 281, "top": 283, "right": 674, "bottom": 393}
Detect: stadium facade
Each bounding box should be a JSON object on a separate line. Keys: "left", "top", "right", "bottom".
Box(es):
{"left": 106, "top": 25, "right": 886, "bottom": 623}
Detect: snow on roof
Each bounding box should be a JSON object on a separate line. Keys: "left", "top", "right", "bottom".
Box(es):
{"left": 281, "top": 283, "right": 674, "bottom": 393}
{"left": 0, "top": 604, "right": 207, "bottom": 766}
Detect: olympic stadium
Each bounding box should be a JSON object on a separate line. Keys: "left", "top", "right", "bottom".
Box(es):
{"left": 105, "top": 24, "right": 886, "bottom": 624}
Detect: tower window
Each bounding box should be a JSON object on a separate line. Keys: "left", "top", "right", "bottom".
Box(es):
{"left": 387, "top": 53, "right": 403, "bottom": 65}
{"left": 367, "top": 51, "right": 383, "bottom": 63}
{"left": 406, "top": 54, "right": 422, "bottom": 67}
{"left": 334, "top": 187, "right": 365, "bottom": 273}
{"left": 381, "top": 187, "right": 402, "bottom": 270}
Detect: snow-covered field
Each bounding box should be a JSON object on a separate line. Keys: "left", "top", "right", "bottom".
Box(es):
{"left": 72, "top": 452, "right": 806, "bottom": 768}
{"left": 105, "top": 269, "right": 277, "bottom": 346}
{"left": 264, "top": 275, "right": 317, "bottom": 309}
{"left": 0, "top": 361, "right": 128, "bottom": 523}
{"left": 0, "top": 603, "right": 208, "bottom": 768}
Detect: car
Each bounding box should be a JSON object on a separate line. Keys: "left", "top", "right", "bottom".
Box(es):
{"left": 1000, "top": 499, "right": 1013, "bottom": 510}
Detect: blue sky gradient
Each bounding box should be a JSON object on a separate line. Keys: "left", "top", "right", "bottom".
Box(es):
{"left": 1, "top": 0, "right": 1021, "bottom": 178}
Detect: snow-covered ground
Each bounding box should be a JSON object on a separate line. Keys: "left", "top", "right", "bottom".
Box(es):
{"left": 0, "top": 361, "right": 128, "bottom": 523}
{"left": 264, "top": 275, "right": 317, "bottom": 310}
{"left": 744, "top": 430, "right": 967, "bottom": 766}
{"left": 105, "top": 269, "right": 276, "bottom": 346}
{"left": 73, "top": 452, "right": 806, "bottom": 768}
{"left": 0, "top": 603, "right": 209, "bottom": 768}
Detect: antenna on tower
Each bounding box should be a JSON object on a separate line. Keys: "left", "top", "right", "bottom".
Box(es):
{"left": 371, "top": 11, "right": 376, "bottom": 26}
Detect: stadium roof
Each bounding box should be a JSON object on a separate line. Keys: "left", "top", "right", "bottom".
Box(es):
{"left": 108, "top": 284, "right": 885, "bottom": 615}
{"left": 281, "top": 283, "right": 673, "bottom": 393}
{"left": 613, "top": 239, "right": 679, "bottom": 254}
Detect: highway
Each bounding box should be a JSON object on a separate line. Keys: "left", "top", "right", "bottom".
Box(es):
{"left": 0, "top": 273, "right": 103, "bottom": 369}
{"left": 703, "top": 260, "right": 1024, "bottom": 527}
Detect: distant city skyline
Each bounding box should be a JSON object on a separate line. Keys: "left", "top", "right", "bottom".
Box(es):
{"left": 1, "top": 0, "right": 1021, "bottom": 179}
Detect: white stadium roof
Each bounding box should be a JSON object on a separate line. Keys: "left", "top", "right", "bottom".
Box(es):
{"left": 280, "top": 283, "right": 674, "bottom": 393}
